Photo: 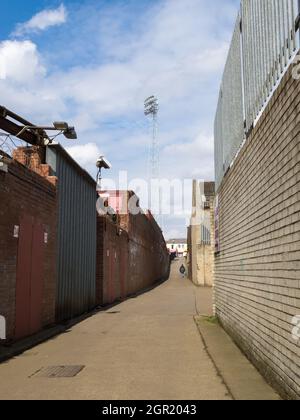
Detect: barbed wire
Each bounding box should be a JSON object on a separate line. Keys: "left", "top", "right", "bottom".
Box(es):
{"left": 0, "top": 133, "right": 27, "bottom": 157}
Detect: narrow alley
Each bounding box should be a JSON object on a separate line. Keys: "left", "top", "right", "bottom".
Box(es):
{"left": 0, "top": 261, "right": 279, "bottom": 400}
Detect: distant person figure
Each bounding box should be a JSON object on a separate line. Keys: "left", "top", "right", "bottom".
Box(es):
{"left": 170, "top": 252, "right": 176, "bottom": 262}
{"left": 179, "top": 264, "right": 186, "bottom": 279}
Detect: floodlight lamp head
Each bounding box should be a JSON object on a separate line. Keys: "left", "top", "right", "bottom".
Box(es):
{"left": 53, "top": 121, "right": 69, "bottom": 131}
{"left": 96, "top": 156, "right": 112, "bottom": 170}
{"left": 63, "top": 127, "right": 77, "bottom": 140}
{"left": 145, "top": 96, "right": 156, "bottom": 104}
{"left": 144, "top": 96, "right": 159, "bottom": 116}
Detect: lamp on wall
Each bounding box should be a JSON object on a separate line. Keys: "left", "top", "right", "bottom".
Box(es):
{"left": 15, "top": 122, "right": 77, "bottom": 146}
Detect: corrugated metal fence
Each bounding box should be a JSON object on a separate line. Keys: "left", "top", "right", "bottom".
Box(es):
{"left": 47, "top": 145, "right": 97, "bottom": 322}
{"left": 215, "top": 0, "right": 300, "bottom": 190}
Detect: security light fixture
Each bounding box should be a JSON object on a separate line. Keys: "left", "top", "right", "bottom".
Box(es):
{"left": 0, "top": 106, "right": 77, "bottom": 146}
{"left": 96, "top": 156, "right": 112, "bottom": 170}
{"left": 96, "top": 156, "right": 112, "bottom": 190}
{"left": 63, "top": 127, "right": 77, "bottom": 140}
{"left": 53, "top": 122, "right": 77, "bottom": 139}
{"left": 15, "top": 122, "right": 77, "bottom": 145}
{"left": 53, "top": 122, "right": 69, "bottom": 131}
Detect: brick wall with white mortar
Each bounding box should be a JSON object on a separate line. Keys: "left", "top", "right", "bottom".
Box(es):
{"left": 214, "top": 66, "right": 300, "bottom": 399}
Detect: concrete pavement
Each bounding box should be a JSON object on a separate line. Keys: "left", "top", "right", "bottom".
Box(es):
{"left": 0, "top": 260, "right": 279, "bottom": 400}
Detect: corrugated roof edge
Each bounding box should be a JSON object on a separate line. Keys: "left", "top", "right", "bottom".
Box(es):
{"left": 48, "top": 143, "right": 96, "bottom": 187}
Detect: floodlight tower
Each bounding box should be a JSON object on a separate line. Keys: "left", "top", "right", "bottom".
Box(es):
{"left": 144, "top": 96, "right": 164, "bottom": 232}
{"left": 144, "top": 96, "right": 159, "bottom": 180}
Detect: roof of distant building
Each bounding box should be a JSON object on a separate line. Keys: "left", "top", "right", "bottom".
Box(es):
{"left": 166, "top": 239, "right": 187, "bottom": 245}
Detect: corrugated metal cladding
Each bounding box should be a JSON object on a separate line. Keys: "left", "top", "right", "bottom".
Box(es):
{"left": 214, "top": 0, "right": 300, "bottom": 190}
{"left": 46, "top": 144, "right": 97, "bottom": 322}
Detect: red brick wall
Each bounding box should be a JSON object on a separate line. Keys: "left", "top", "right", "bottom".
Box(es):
{"left": 13, "top": 147, "right": 57, "bottom": 185}
{"left": 0, "top": 150, "right": 57, "bottom": 341}
{"left": 126, "top": 211, "right": 170, "bottom": 295}
{"left": 96, "top": 208, "right": 170, "bottom": 306}
{"left": 96, "top": 216, "right": 129, "bottom": 306}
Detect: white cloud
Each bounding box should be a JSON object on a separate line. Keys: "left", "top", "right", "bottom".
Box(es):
{"left": 66, "top": 143, "right": 102, "bottom": 168}
{"left": 13, "top": 4, "right": 67, "bottom": 36}
{"left": 161, "top": 133, "right": 214, "bottom": 180}
{"left": 163, "top": 134, "right": 214, "bottom": 161}
{"left": 0, "top": 40, "right": 46, "bottom": 83}
{"left": 1, "top": 0, "right": 235, "bottom": 123}
{"left": 0, "top": 0, "right": 239, "bottom": 237}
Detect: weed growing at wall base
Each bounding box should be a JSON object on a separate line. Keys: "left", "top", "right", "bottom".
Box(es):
{"left": 0, "top": 316, "right": 6, "bottom": 340}
{"left": 292, "top": 316, "right": 300, "bottom": 342}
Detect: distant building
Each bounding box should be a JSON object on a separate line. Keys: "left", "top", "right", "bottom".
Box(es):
{"left": 187, "top": 181, "right": 215, "bottom": 286}
{"left": 166, "top": 239, "right": 188, "bottom": 257}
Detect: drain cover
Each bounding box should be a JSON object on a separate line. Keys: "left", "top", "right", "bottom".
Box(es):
{"left": 32, "top": 365, "right": 85, "bottom": 378}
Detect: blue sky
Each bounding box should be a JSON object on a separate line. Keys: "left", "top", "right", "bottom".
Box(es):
{"left": 0, "top": 0, "right": 240, "bottom": 238}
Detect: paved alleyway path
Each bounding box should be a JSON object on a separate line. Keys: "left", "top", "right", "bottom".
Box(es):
{"left": 0, "top": 261, "right": 279, "bottom": 400}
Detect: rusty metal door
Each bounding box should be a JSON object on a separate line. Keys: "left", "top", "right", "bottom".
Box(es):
{"left": 15, "top": 216, "right": 44, "bottom": 339}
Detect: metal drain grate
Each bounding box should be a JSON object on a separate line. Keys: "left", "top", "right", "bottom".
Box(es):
{"left": 32, "top": 365, "right": 85, "bottom": 378}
